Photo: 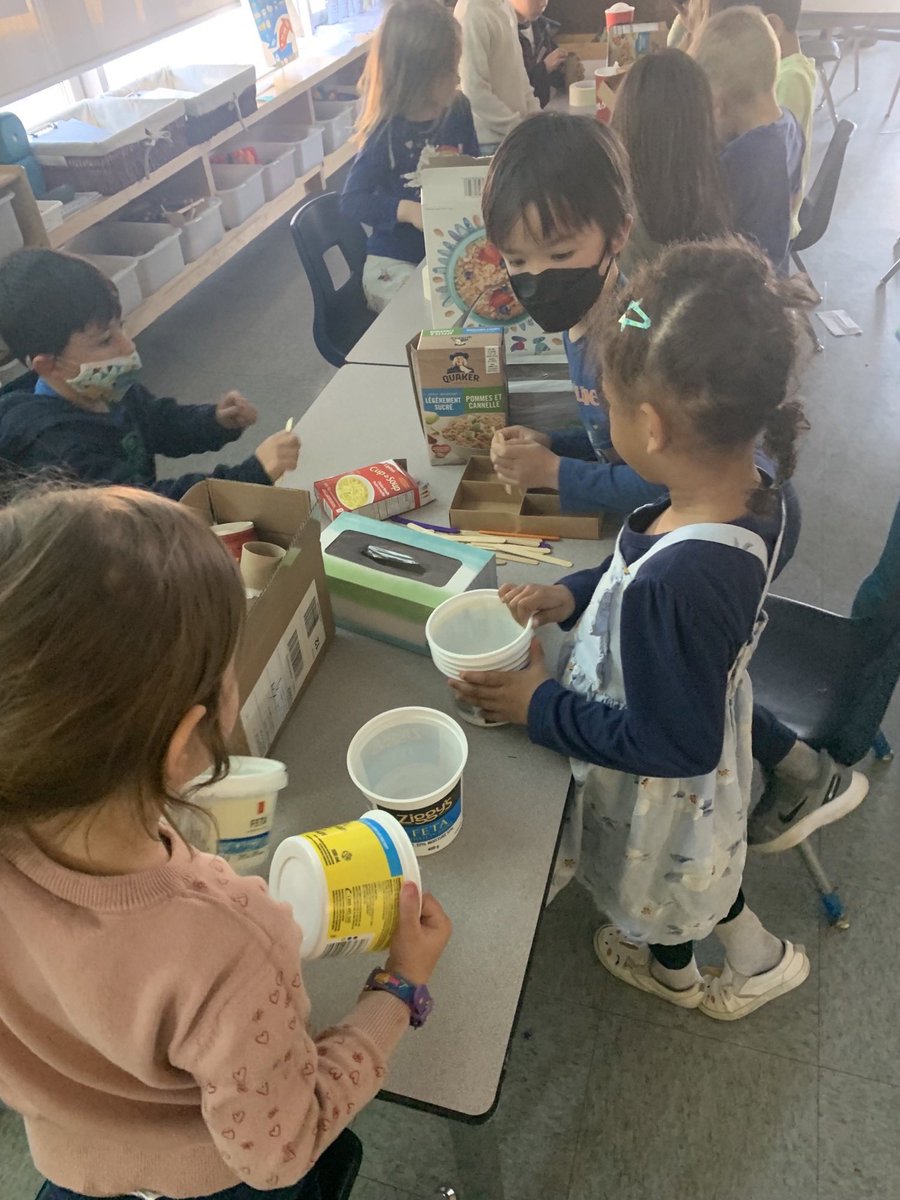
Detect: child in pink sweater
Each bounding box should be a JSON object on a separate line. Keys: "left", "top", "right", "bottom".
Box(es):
{"left": 0, "top": 485, "right": 451, "bottom": 1200}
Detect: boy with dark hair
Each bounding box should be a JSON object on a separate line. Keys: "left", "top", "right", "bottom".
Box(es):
{"left": 512, "top": 0, "right": 567, "bottom": 108}
{"left": 692, "top": 6, "right": 805, "bottom": 271}
{"left": 0, "top": 249, "right": 299, "bottom": 499}
{"left": 710, "top": 0, "right": 816, "bottom": 236}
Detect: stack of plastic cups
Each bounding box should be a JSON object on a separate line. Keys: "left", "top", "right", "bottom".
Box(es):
{"left": 425, "top": 590, "right": 533, "bottom": 727}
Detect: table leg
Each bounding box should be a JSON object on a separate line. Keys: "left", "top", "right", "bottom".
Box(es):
{"left": 447, "top": 1118, "right": 507, "bottom": 1200}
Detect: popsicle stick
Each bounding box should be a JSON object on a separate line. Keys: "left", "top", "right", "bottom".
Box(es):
{"left": 463, "top": 540, "right": 551, "bottom": 554}
{"left": 285, "top": 417, "right": 294, "bottom": 432}
{"left": 476, "top": 529, "right": 561, "bottom": 542}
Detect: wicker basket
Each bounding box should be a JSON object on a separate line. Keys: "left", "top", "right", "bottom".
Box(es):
{"left": 38, "top": 116, "right": 188, "bottom": 196}
{"left": 185, "top": 85, "right": 258, "bottom": 146}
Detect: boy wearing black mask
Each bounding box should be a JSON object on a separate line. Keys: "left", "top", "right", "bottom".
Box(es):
{"left": 481, "top": 112, "right": 664, "bottom": 516}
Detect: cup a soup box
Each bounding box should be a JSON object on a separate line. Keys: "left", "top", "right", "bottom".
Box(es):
{"left": 420, "top": 154, "right": 565, "bottom": 361}
{"left": 408, "top": 328, "right": 508, "bottom": 466}
{"left": 181, "top": 479, "right": 334, "bottom": 756}
{"left": 314, "top": 458, "right": 431, "bottom": 522}
{"left": 320, "top": 513, "right": 497, "bottom": 655}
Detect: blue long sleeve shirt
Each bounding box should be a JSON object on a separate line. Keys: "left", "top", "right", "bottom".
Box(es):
{"left": 340, "top": 94, "right": 479, "bottom": 264}
{"left": 0, "top": 373, "right": 270, "bottom": 500}
{"left": 527, "top": 499, "right": 784, "bottom": 778}
{"left": 720, "top": 108, "right": 805, "bottom": 273}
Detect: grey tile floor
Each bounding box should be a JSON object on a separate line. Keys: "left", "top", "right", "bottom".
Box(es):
{"left": 2, "top": 39, "right": 899, "bottom": 1200}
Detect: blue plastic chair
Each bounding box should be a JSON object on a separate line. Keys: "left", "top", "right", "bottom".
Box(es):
{"left": 750, "top": 499, "right": 900, "bottom": 926}
{"left": 289, "top": 192, "right": 375, "bottom": 368}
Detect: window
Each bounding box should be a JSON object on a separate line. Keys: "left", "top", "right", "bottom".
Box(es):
{"left": 7, "top": 81, "right": 76, "bottom": 131}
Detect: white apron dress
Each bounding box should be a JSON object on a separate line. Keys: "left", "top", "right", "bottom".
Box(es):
{"left": 551, "top": 511, "right": 784, "bottom": 945}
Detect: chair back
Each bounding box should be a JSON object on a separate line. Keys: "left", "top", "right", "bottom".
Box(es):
{"left": 290, "top": 192, "right": 375, "bottom": 368}
{"left": 792, "top": 119, "right": 855, "bottom": 253}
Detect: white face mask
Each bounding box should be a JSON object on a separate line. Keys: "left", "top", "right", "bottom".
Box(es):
{"left": 64, "top": 350, "right": 142, "bottom": 402}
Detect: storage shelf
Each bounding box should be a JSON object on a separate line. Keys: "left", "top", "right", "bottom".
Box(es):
{"left": 47, "top": 26, "right": 374, "bottom": 251}
{"left": 123, "top": 161, "right": 330, "bottom": 338}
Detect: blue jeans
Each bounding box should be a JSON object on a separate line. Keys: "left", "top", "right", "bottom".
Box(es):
{"left": 41, "top": 1177, "right": 321, "bottom": 1200}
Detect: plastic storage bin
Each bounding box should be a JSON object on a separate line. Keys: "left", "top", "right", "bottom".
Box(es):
{"left": 250, "top": 123, "right": 325, "bottom": 174}
{"left": 112, "top": 65, "right": 257, "bottom": 146}
{"left": 215, "top": 141, "right": 296, "bottom": 201}
{"left": 68, "top": 222, "right": 185, "bottom": 297}
{"left": 312, "top": 101, "right": 355, "bottom": 154}
{"left": 81, "top": 254, "right": 143, "bottom": 316}
{"left": 211, "top": 163, "right": 266, "bottom": 229}
{"left": 29, "top": 97, "right": 187, "bottom": 195}
{"left": 0, "top": 192, "right": 23, "bottom": 258}
{"left": 167, "top": 197, "right": 226, "bottom": 262}
{"left": 37, "top": 199, "right": 64, "bottom": 231}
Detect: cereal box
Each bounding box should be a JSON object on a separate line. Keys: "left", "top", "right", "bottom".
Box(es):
{"left": 606, "top": 21, "right": 667, "bottom": 69}
{"left": 420, "top": 155, "right": 566, "bottom": 362}
{"left": 314, "top": 460, "right": 431, "bottom": 522}
{"left": 408, "top": 328, "right": 508, "bottom": 466}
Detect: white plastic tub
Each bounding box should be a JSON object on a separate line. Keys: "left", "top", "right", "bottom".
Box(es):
{"left": 168, "top": 197, "right": 225, "bottom": 262}
{"left": 252, "top": 123, "right": 325, "bottom": 174}
{"left": 313, "top": 100, "right": 355, "bottom": 154}
{"left": 220, "top": 142, "right": 296, "bottom": 200}
{"left": 211, "top": 163, "right": 266, "bottom": 229}
{"left": 81, "top": 253, "right": 142, "bottom": 317}
{"left": 347, "top": 707, "right": 469, "bottom": 856}
{"left": 0, "top": 192, "right": 22, "bottom": 259}
{"left": 37, "top": 199, "right": 64, "bottom": 232}
{"left": 68, "top": 222, "right": 185, "bottom": 297}
{"left": 185, "top": 756, "right": 289, "bottom": 874}
{"left": 269, "top": 810, "right": 420, "bottom": 959}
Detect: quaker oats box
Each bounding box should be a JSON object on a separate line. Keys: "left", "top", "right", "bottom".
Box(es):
{"left": 408, "top": 328, "right": 508, "bottom": 466}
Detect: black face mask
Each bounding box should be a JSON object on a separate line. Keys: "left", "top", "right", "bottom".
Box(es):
{"left": 507, "top": 255, "right": 613, "bottom": 333}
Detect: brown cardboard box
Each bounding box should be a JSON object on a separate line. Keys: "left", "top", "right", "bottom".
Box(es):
{"left": 181, "top": 479, "right": 334, "bottom": 755}
{"left": 408, "top": 328, "right": 509, "bottom": 466}
{"left": 449, "top": 457, "right": 602, "bottom": 539}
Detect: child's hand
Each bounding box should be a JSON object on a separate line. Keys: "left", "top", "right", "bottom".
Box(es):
{"left": 497, "top": 425, "right": 551, "bottom": 448}
{"left": 255, "top": 431, "right": 301, "bottom": 482}
{"left": 397, "top": 199, "right": 424, "bottom": 231}
{"left": 499, "top": 582, "right": 576, "bottom": 627}
{"left": 544, "top": 47, "right": 567, "bottom": 72}
{"left": 491, "top": 429, "right": 559, "bottom": 490}
{"left": 449, "top": 639, "right": 551, "bottom": 725}
{"left": 386, "top": 884, "right": 452, "bottom": 986}
{"left": 216, "top": 390, "right": 258, "bottom": 430}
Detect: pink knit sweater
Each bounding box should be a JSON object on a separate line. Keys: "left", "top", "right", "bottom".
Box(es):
{"left": 0, "top": 826, "right": 408, "bottom": 1198}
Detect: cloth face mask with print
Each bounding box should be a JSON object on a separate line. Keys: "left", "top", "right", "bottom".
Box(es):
{"left": 62, "top": 350, "right": 143, "bottom": 403}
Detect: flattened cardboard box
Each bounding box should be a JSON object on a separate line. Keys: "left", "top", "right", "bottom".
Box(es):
{"left": 181, "top": 479, "right": 334, "bottom": 756}
{"left": 421, "top": 155, "right": 566, "bottom": 362}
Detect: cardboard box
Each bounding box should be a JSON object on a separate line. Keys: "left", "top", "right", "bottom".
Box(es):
{"left": 408, "top": 328, "right": 508, "bottom": 466}
{"left": 321, "top": 513, "right": 497, "bottom": 655}
{"left": 181, "top": 479, "right": 334, "bottom": 756}
{"left": 314, "top": 459, "right": 431, "bottom": 522}
{"left": 449, "top": 456, "right": 602, "bottom": 540}
{"left": 594, "top": 65, "right": 629, "bottom": 122}
{"left": 606, "top": 21, "right": 667, "bottom": 68}
{"left": 421, "top": 155, "right": 566, "bottom": 362}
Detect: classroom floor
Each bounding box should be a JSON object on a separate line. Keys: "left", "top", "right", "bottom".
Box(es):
{"left": 2, "top": 39, "right": 899, "bottom": 1200}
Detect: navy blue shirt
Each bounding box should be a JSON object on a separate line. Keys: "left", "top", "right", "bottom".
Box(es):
{"left": 0, "top": 373, "right": 270, "bottom": 500}
{"left": 720, "top": 108, "right": 805, "bottom": 273}
{"left": 528, "top": 498, "right": 784, "bottom": 778}
{"left": 340, "top": 94, "right": 479, "bottom": 264}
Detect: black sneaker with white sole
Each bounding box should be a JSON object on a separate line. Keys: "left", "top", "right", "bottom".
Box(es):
{"left": 748, "top": 749, "right": 869, "bottom": 853}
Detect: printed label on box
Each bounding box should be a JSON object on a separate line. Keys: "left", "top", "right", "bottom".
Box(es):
{"left": 239, "top": 581, "right": 326, "bottom": 756}
{"left": 412, "top": 329, "right": 509, "bottom": 464}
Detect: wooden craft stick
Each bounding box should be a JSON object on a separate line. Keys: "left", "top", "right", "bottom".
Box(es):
{"left": 476, "top": 529, "right": 561, "bottom": 542}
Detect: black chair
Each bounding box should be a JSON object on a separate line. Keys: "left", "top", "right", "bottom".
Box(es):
{"left": 790, "top": 118, "right": 855, "bottom": 287}
{"left": 750, "top": 499, "right": 900, "bottom": 927}
{"left": 290, "top": 192, "right": 375, "bottom": 368}
{"left": 800, "top": 35, "right": 842, "bottom": 129}
{"left": 34, "top": 1128, "right": 363, "bottom": 1200}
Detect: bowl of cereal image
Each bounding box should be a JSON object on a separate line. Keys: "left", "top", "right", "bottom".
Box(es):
{"left": 433, "top": 220, "right": 526, "bottom": 327}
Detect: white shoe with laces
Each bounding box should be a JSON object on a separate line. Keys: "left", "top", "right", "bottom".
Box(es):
{"left": 700, "top": 940, "right": 810, "bottom": 1021}
{"left": 593, "top": 925, "right": 706, "bottom": 1009}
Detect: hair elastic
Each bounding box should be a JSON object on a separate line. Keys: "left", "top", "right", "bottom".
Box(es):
{"left": 619, "top": 300, "right": 651, "bottom": 331}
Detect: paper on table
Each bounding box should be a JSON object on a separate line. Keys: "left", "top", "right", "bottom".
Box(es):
{"left": 817, "top": 309, "right": 862, "bottom": 337}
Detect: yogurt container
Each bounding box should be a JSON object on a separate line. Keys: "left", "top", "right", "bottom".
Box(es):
{"left": 185, "top": 756, "right": 288, "bottom": 873}
{"left": 347, "top": 707, "right": 469, "bottom": 855}
{"left": 269, "top": 810, "right": 420, "bottom": 959}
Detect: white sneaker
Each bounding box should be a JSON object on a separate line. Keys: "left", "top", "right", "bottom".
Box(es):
{"left": 593, "top": 925, "right": 705, "bottom": 1009}
{"left": 700, "top": 940, "right": 810, "bottom": 1021}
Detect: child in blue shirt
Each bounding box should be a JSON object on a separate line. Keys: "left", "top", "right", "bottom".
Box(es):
{"left": 452, "top": 239, "right": 818, "bottom": 1019}
{"left": 0, "top": 251, "right": 299, "bottom": 500}
{"left": 480, "top": 112, "right": 664, "bottom": 518}
{"left": 340, "top": 0, "right": 478, "bottom": 312}
{"left": 693, "top": 6, "right": 805, "bottom": 272}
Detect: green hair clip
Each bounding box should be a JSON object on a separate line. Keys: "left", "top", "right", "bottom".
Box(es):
{"left": 619, "top": 300, "right": 651, "bottom": 331}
